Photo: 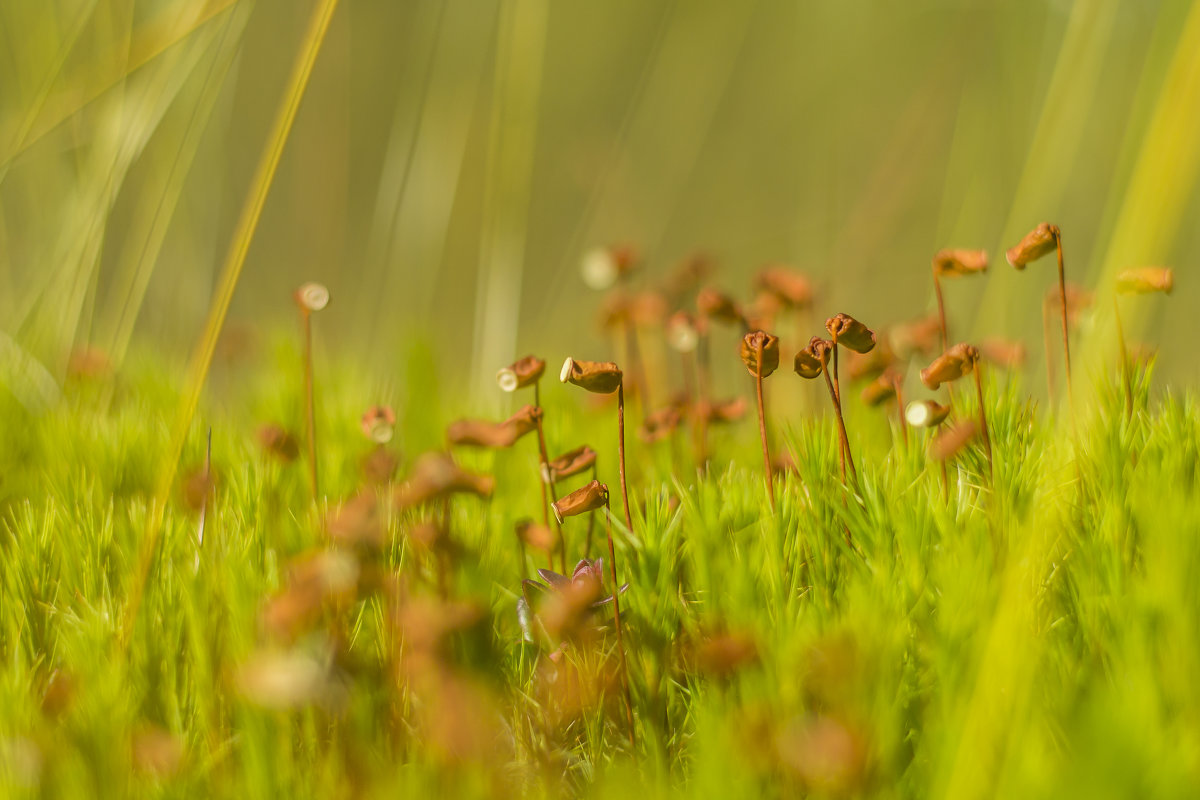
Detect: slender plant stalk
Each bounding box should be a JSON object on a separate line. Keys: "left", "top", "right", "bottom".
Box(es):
{"left": 830, "top": 334, "right": 854, "bottom": 476}
{"left": 605, "top": 499, "right": 636, "bottom": 750}
{"left": 119, "top": 0, "right": 341, "bottom": 652}
{"left": 1053, "top": 231, "right": 1078, "bottom": 426}
{"left": 616, "top": 380, "right": 634, "bottom": 534}
{"left": 197, "top": 426, "right": 212, "bottom": 548}
{"left": 934, "top": 272, "right": 949, "bottom": 352}
{"left": 1042, "top": 296, "right": 1056, "bottom": 399}
{"left": 302, "top": 309, "right": 319, "bottom": 502}
{"left": 1114, "top": 297, "right": 1132, "bottom": 418}
{"left": 973, "top": 364, "right": 993, "bottom": 482}
{"left": 894, "top": 376, "right": 908, "bottom": 447}
{"left": 532, "top": 382, "right": 564, "bottom": 572}
{"left": 821, "top": 366, "right": 858, "bottom": 485}
{"left": 940, "top": 454, "right": 950, "bottom": 502}
{"left": 753, "top": 338, "right": 775, "bottom": 509}
{"left": 696, "top": 329, "right": 712, "bottom": 469}
{"left": 1055, "top": 233, "right": 1072, "bottom": 389}
{"left": 586, "top": 464, "right": 598, "bottom": 555}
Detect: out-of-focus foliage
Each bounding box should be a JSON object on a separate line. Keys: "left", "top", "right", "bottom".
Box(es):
{"left": 2, "top": 0, "right": 1199, "bottom": 397}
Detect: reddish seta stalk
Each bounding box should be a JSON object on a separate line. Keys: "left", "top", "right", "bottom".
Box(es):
{"left": 605, "top": 498, "right": 636, "bottom": 750}
{"left": 754, "top": 337, "right": 775, "bottom": 509}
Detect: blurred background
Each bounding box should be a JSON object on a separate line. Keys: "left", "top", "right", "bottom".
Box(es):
{"left": 2, "top": 0, "right": 1198, "bottom": 406}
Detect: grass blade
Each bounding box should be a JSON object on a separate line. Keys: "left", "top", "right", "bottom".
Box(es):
{"left": 119, "top": 0, "right": 343, "bottom": 649}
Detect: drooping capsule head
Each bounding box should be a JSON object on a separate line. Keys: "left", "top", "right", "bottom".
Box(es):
{"left": 361, "top": 405, "right": 397, "bottom": 444}
{"left": 1116, "top": 266, "right": 1174, "bottom": 296}
{"left": 932, "top": 248, "right": 989, "bottom": 278}
{"left": 739, "top": 331, "right": 780, "bottom": 378}
{"left": 559, "top": 357, "right": 623, "bottom": 394}
{"left": 551, "top": 479, "right": 608, "bottom": 523}
{"left": 904, "top": 399, "right": 951, "bottom": 428}
{"left": 793, "top": 337, "right": 830, "bottom": 380}
{"left": 1006, "top": 223, "right": 1059, "bottom": 270}
{"left": 294, "top": 282, "right": 330, "bottom": 312}
{"left": 825, "top": 313, "right": 876, "bottom": 353}
{"left": 919, "top": 343, "right": 978, "bottom": 390}
{"left": 496, "top": 355, "right": 546, "bottom": 392}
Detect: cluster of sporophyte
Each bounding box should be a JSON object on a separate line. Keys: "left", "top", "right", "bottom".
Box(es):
{"left": 1, "top": 242, "right": 1184, "bottom": 797}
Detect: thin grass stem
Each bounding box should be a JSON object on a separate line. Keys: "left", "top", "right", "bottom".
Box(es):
{"left": 605, "top": 499, "right": 636, "bottom": 750}
{"left": 617, "top": 380, "right": 634, "bottom": 534}
{"left": 533, "top": 381, "right": 564, "bottom": 571}
{"left": 1114, "top": 296, "right": 1132, "bottom": 418}
{"left": 118, "top": 0, "right": 341, "bottom": 652}
{"left": 753, "top": 338, "right": 775, "bottom": 509}
{"left": 302, "top": 309, "right": 319, "bottom": 502}
{"left": 934, "top": 272, "right": 948, "bottom": 352}
{"left": 974, "top": 364, "right": 993, "bottom": 483}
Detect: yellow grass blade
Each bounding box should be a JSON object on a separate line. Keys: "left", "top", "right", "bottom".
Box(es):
{"left": 0, "top": 0, "right": 240, "bottom": 170}
{"left": 11, "top": 14, "right": 223, "bottom": 374}
{"left": 937, "top": 6, "right": 1200, "bottom": 797}
{"left": 968, "top": 0, "right": 1118, "bottom": 350}
{"left": 0, "top": 0, "right": 100, "bottom": 180}
{"left": 1083, "top": 0, "right": 1200, "bottom": 350}
{"left": 470, "top": 0, "right": 549, "bottom": 409}
{"left": 119, "top": 0, "right": 342, "bottom": 649}
{"left": 98, "top": 5, "right": 251, "bottom": 365}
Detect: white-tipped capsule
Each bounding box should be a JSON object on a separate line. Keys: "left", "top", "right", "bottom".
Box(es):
{"left": 905, "top": 400, "right": 950, "bottom": 428}
{"left": 497, "top": 368, "right": 519, "bottom": 393}
{"left": 364, "top": 419, "right": 393, "bottom": 444}
{"left": 666, "top": 315, "right": 699, "bottom": 353}
{"left": 559, "top": 356, "right": 575, "bottom": 383}
{"left": 361, "top": 405, "right": 396, "bottom": 444}
{"left": 495, "top": 356, "right": 545, "bottom": 392}
{"left": 580, "top": 248, "right": 619, "bottom": 291}
{"left": 295, "top": 282, "right": 330, "bottom": 312}
{"left": 906, "top": 402, "right": 931, "bottom": 427}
